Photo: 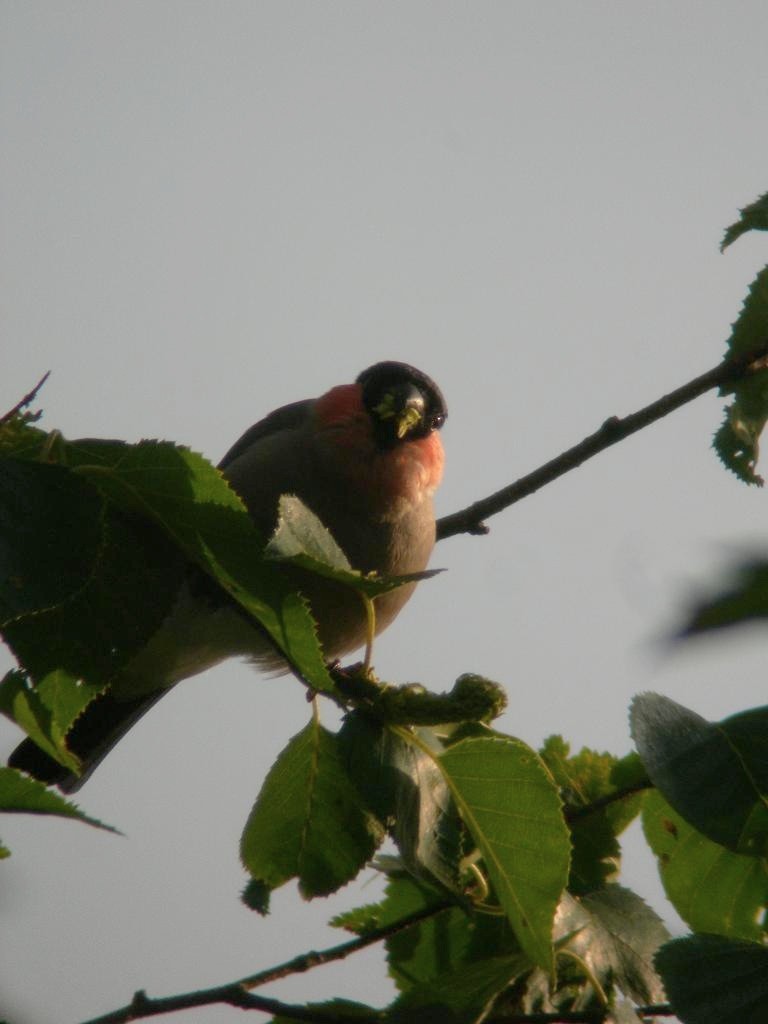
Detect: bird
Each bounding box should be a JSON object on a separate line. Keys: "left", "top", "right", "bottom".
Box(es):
{"left": 8, "top": 361, "right": 447, "bottom": 791}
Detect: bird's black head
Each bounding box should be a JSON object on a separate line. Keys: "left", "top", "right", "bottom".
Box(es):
{"left": 357, "top": 361, "right": 447, "bottom": 447}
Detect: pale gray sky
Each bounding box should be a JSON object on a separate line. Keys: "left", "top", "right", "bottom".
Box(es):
{"left": 2, "top": 4, "right": 768, "bottom": 1022}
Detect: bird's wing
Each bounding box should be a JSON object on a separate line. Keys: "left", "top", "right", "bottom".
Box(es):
{"left": 218, "top": 398, "right": 313, "bottom": 469}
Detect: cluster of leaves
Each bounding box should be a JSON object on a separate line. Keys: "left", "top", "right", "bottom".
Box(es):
{"left": 715, "top": 189, "right": 768, "bottom": 484}
{"left": 2, "top": 192, "right": 768, "bottom": 1023}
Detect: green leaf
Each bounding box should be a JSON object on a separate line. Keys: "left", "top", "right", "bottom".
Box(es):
{"left": 642, "top": 791, "right": 768, "bottom": 940}
{"left": 334, "top": 870, "right": 521, "bottom": 996}
{"left": 267, "top": 494, "right": 442, "bottom": 599}
{"left": 240, "top": 718, "right": 381, "bottom": 901}
{"left": 560, "top": 886, "right": 669, "bottom": 1005}
{"left": 721, "top": 190, "right": 768, "bottom": 251}
{"left": 438, "top": 735, "right": 571, "bottom": 972}
{"left": 714, "top": 265, "right": 768, "bottom": 485}
{"left": 678, "top": 558, "right": 768, "bottom": 636}
{"left": 631, "top": 693, "right": 768, "bottom": 855}
{"left": 387, "top": 954, "right": 529, "bottom": 1024}
{"left": 339, "top": 716, "right": 466, "bottom": 894}
{"left": 0, "top": 458, "right": 104, "bottom": 624}
{"left": 540, "top": 737, "right": 644, "bottom": 893}
{"left": 655, "top": 934, "right": 768, "bottom": 1024}
{"left": 67, "top": 440, "right": 335, "bottom": 694}
{"left": 0, "top": 669, "right": 100, "bottom": 772}
{"left": 0, "top": 766, "right": 119, "bottom": 834}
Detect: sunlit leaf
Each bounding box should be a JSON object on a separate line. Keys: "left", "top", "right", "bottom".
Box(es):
{"left": 240, "top": 719, "right": 381, "bottom": 903}
{"left": 0, "top": 669, "right": 100, "bottom": 772}
{"left": 642, "top": 791, "right": 767, "bottom": 940}
{"left": 439, "top": 736, "right": 571, "bottom": 972}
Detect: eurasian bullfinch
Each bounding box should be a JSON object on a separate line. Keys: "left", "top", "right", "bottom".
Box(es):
{"left": 9, "top": 361, "right": 447, "bottom": 790}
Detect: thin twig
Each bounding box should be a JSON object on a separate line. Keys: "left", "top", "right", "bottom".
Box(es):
{"left": 436, "top": 347, "right": 768, "bottom": 540}
{"left": 564, "top": 779, "right": 654, "bottom": 824}
{"left": 0, "top": 370, "right": 50, "bottom": 427}
{"left": 80, "top": 900, "right": 451, "bottom": 1024}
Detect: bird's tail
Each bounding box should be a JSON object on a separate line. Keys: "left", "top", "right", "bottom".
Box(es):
{"left": 8, "top": 689, "right": 167, "bottom": 793}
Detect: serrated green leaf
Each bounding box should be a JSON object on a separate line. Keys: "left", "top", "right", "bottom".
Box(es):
{"left": 0, "top": 669, "right": 101, "bottom": 772}
{"left": 0, "top": 413, "right": 50, "bottom": 462}
{"left": 540, "top": 737, "right": 644, "bottom": 893}
{"left": 631, "top": 693, "right": 768, "bottom": 856}
{"left": 642, "top": 791, "right": 767, "bottom": 940}
{"left": 438, "top": 735, "right": 571, "bottom": 972}
{"left": 384, "top": 875, "right": 520, "bottom": 994}
{"left": 655, "top": 934, "right": 768, "bottom": 1024}
{"left": 267, "top": 494, "right": 442, "bottom": 599}
{"left": 338, "top": 715, "right": 466, "bottom": 894}
{"left": 561, "top": 885, "right": 669, "bottom": 1005}
{"left": 721, "top": 190, "right": 768, "bottom": 251}
{"left": 0, "top": 458, "right": 104, "bottom": 624}
{"left": 66, "top": 440, "right": 335, "bottom": 694}
{"left": 240, "top": 718, "right": 381, "bottom": 900}
{"left": 714, "top": 265, "right": 768, "bottom": 485}
{"left": 0, "top": 767, "right": 119, "bottom": 834}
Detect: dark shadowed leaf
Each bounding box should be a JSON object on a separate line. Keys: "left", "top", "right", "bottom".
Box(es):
{"left": 642, "top": 791, "right": 767, "bottom": 940}
{"left": 678, "top": 558, "right": 768, "bottom": 635}
{"left": 656, "top": 934, "right": 768, "bottom": 1024}
{"left": 540, "top": 736, "right": 644, "bottom": 893}
{"left": 439, "top": 736, "right": 571, "bottom": 972}
{"left": 240, "top": 718, "right": 381, "bottom": 901}
{"left": 714, "top": 265, "right": 768, "bottom": 485}
{"left": 631, "top": 693, "right": 768, "bottom": 855}
{"left": 65, "top": 439, "right": 335, "bottom": 694}
{"left": 338, "top": 715, "right": 465, "bottom": 894}
{"left": 0, "top": 767, "right": 118, "bottom": 837}
{"left": 3, "top": 506, "right": 186, "bottom": 690}
{"left": 387, "top": 953, "right": 528, "bottom": 1024}
{"left": 721, "top": 190, "right": 768, "bottom": 250}
{"left": 0, "top": 458, "right": 103, "bottom": 624}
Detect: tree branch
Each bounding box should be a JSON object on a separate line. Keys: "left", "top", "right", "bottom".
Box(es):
{"left": 564, "top": 778, "right": 654, "bottom": 824}
{"left": 79, "top": 900, "right": 451, "bottom": 1024}
{"left": 0, "top": 370, "right": 50, "bottom": 427}
{"left": 436, "top": 347, "right": 768, "bottom": 540}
